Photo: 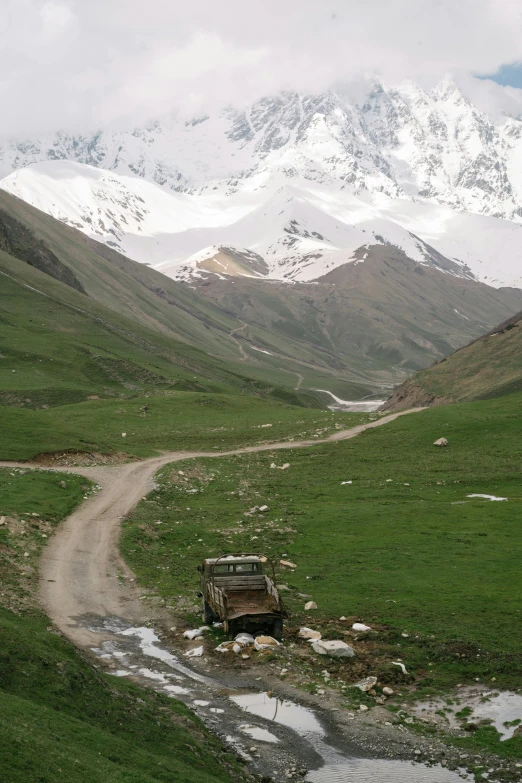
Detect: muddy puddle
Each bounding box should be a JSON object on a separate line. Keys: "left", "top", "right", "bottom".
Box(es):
{"left": 412, "top": 687, "right": 522, "bottom": 740}
{"left": 83, "top": 614, "right": 468, "bottom": 782}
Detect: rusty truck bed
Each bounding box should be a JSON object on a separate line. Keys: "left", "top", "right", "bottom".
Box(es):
{"left": 226, "top": 589, "right": 279, "bottom": 620}
{"left": 208, "top": 574, "right": 281, "bottom": 620}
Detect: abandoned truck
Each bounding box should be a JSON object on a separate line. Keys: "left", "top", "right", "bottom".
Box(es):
{"left": 198, "top": 554, "right": 288, "bottom": 640}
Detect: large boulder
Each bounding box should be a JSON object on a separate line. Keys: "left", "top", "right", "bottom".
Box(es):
{"left": 312, "top": 640, "right": 355, "bottom": 658}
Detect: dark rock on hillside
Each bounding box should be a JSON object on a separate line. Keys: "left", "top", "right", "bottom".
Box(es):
{"left": 0, "top": 208, "right": 86, "bottom": 294}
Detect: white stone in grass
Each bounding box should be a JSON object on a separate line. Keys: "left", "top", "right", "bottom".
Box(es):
{"left": 312, "top": 640, "right": 355, "bottom": 659}
{"left": 352, "top": 623, "right": 372, "bottom": 632}
{"left": 351, "top": 676, "right": 377, "bottom": 692}
{"left": 298, "top": 627, "right": 321, "bottom": 640}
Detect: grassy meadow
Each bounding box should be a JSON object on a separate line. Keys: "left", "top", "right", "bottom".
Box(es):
{"left": 121, "top": 393, "right": 522, "bottom": 694}
{"left": 0, "top": 393, "right": 369, "bottom": 460}
{"left": 0, "top": 468, "right": 250, "bottom": 783}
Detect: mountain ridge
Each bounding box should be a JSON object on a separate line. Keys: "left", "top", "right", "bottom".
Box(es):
{"left": 2, "top": 79, "right": 522, "bottom": 288}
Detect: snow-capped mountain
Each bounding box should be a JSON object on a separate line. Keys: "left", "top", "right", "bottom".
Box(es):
{"left": 2, "top": 76, "right": 522, "bottom": 287}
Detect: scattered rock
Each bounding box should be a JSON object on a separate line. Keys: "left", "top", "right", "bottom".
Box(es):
{"left": 280, "top": 559, "right": 297, "bottom": 569}
{"left": 312, "top": 640, "right": 355, "bottom": 659}
{"left": 304, "top": 601, "right": 317, "bottom": 610}
{"left": 122, "top": 432, "right": 127, "bottom": 438}
{"left": 59, "top": 481, "right": 67, "bottom": 489}
{"left": 434, "top": 437, "right": 448, "bottom": 447}
{"left": 350, "top": 676, "right": 377, "bottom": 692}
{"left": 359, "top": 704, "right": 369, "bottom": 712}
{"left": 183, "top": 626, "right": 210, "bottom": 640}
{"left": 383, "top": 686, "right": 394, "bottom": 696}
{"left": 258, "top": 505, "right": 269, "bottom": 512}
{"left": 298, "top": 627, "right": 322, "bottom": 640}
{"left": 184, "top": 646, "right": 204, "bottom": 657}
{"left": 215, "top": 641, "right": 237, "bottom": 653}
{"left": 352, "top": 622, "right": 371, "bottom": 632}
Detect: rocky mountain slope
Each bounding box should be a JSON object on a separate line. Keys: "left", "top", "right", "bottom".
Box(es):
{"left": 3, "top": 78, "right": 522, "bottom": 287}
{"left": 1, "top": 189, "right": 519, "bottom": 402}
{"left": 381, "top": 310, "right": 522, "bottom": 409}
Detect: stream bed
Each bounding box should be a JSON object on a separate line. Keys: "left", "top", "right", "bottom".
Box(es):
{"left": 83, "top": 614, "right": 469, "bottom": 783}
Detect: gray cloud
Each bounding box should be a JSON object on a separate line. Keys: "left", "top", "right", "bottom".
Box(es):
{"left": 2, "top": 0, "right": 522, "bottom": 137}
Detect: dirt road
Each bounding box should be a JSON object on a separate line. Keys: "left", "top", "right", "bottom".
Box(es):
{"left": 1, "top": 408, "right": 422, "bottom": 647}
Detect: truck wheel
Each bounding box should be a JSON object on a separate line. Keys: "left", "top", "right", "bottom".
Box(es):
{"left": 203, "top": 601, "right": 215, "bottom": 625}
{"left": 226, "top": 620, "right": 239, "bottom": 640}
{"left": 271, "top": 618, "right": 283, "bottom": 641}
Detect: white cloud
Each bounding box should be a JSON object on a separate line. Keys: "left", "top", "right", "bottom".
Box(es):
{"left": 2, "top": 0, "right": 522, "bottom": 137}
{"left": 40, "top": 2, "right": 75, "bottom": 43}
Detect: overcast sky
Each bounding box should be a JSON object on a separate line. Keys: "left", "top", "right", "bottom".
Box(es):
{"left": 2, "top": 0, "right": 522, "bottom": 137}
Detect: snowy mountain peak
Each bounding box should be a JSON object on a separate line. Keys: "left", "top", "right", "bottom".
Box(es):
{"left": 2, "top": 80, "right": 522, "bottom": 289}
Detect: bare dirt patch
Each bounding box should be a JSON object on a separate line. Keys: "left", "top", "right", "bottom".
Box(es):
{"left": 33, "top": 450, "right": 137, "bottom": 467}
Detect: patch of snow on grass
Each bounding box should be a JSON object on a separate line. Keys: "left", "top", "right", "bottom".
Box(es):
{"left": 467, "top": 494, "right": 508, "bottom": 501}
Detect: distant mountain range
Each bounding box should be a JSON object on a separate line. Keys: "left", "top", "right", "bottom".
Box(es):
{"left": 2, "top": 78, "right": 522, "bottom": 289}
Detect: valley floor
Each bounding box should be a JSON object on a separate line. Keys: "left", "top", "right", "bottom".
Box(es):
{"left": 1, "top": 397, "right": 522, "bottom": 782}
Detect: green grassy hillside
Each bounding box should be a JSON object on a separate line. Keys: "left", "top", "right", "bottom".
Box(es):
{"left": 0, "top": 467, "right": 249, "bottom": 783}
{"left": 2, "top": 191, "right": 520, "bottom": 398}
{"left": 0, "top": 245, "right": 337, "bottom": 458}
{"left": 382, "top": 311, "right": 522, "bottom": 409}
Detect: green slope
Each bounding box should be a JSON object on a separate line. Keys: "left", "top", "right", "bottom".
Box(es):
{"left": 0, "top": 469, "right": 248, "bottom": 783}
{"left": 0, "top": 191, "right": 246, "bottom": 361}
{"left": 0, "top": 251, "right": 340, "bottom": 458}
{"left": 2, "top": 191, "right": 520, "bottom": 398}
{"left": 382, "top": 310, "right": 522, "bottom": 409}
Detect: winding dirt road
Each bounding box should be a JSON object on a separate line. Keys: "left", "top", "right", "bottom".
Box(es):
{"left": 1, "top": 408, "right": 422, "bottom": 649}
